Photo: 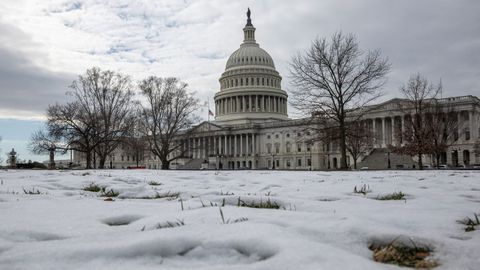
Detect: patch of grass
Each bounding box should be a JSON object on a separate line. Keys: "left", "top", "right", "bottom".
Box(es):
{"left": 140, "top": 191, "right": 180, "bottom": 200}
{"left": 219, "top": 207, "right": 248, "bottom": 224}
{"left": 457, "top": 213, "right": 480, "bottom": 232}
{"left": 354, "top": 184, "right": 371, "bottom": 195}
{"left": 376, "top": 191, "right": 406, "bottom": 201}
{"left": 237, "top": 197, "right": 281, "bottom": 209}
{"left": 83, "top": 182, "right": 103, "bottom": 192}
{"left": 99, "top": 187, "right": 119, "bottom": 197}
{"left": 22, "top": 188, "right": 44, "bottom": 195}
{"left": 148, "top": 181, "right": 162, "bottom": 186}
{"left": 369, "top": 240, "right": 438, "bottom": 269}
{"left": 199, "top": 198, "right": 225, "bottom": 207}
{"left": 220, "top": 190, "right": 235, "bottom": 196}
{"left": 141, "top": 219, "right": 185, "bottom": 231}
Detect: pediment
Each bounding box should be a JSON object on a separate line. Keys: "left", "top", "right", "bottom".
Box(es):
{"left": 192, "top": 121, "right": 224, "bottom": 132}
{"left": 366, "top": 98, "right": 407, "bottom": 113}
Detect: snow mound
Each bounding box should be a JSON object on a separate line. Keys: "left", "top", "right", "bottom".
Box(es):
{"left": 102, "top": 215, "right": 144, "bottom": 226}
{"left": 0, "top": 230, "right": 66, "bottom": 242}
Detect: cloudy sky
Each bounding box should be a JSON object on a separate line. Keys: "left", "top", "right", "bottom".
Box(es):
{"left": 0, "top": 0, "right": 479, "bottom": 162}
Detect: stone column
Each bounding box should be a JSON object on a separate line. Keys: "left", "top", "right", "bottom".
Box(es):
{"left": 240, "top": 134, "right": 243, "bottom": 157}
{"left": 469, "top": 111, "right": 474, "bottom": 139}
{"left": 381, "top": 118, "right": 386, "bottom": 147}
{"left": 234, "top": 135, "right": 237, "bottom": 157}
{"left": 246, "top": 133, "right": 250, "bottom": 156}
{"left": 213, "top": 136, "right": 217, "bottom": 155}
{"left": 224, "top": 135, "right": 228, "bottom": 156}
{"left": 391, "top": 117, "right": 395, "bottom": 146}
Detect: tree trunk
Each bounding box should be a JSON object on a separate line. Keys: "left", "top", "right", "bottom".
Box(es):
{"left": 353, "top": 157, "right": 357, "bottom": 170}
{"left": 98, "top": 155, "right": 107, "bottom": 169}
{"left": 161, "top": 158, "right": 170, "bottom": 170}
{"left": 418, "top": 152, "right": 423, "bottom": 170}
{"left": 339, "top": 124, "right": 348, "bottom": 170}
{"left": 49, "top": 149, "right": 55, "bottom": 170}
{"left": 85, "top": 151, "right": 92, "bottom": 169}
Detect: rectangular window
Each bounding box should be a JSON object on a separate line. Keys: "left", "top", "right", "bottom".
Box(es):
{"left": 465, "top": 128, "right": 470, "bottom": 140}
{"left": 297, "top": 145, "right": 302, "bottom": 152}
{"left": 275, "top": 160, "right": 280, "bottom": 168}
{"left": 297, "top": 159, "right": 302, "bottom": 166}
{"left": 307, "top": 158, "right": 312, "bottom": 166}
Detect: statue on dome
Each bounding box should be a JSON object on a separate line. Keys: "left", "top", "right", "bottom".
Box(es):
{"left": 247, "top": 8, "right": 251, "bottom": 19}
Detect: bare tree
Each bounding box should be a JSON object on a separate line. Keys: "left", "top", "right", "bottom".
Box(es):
{"left": 29, "top": 128, "right": 67, "bottom": 169}
{"left": 121, "top": 131, "right": 148, "bottom": 168}
{"left": 47, "top": 101, "right": 97, "bottom": 169}
{"left": 139, "top": 76, "right": 199, "bottom": 169}
{"left": 70, "top": 67, "right": 135, "bottom": 169}
{"left": 345, "top": 121, "right": 374, "bottom": 169}
{"left": 391, "top": 73, "right": 442, "bottom": 169}
{"left": 290, "top": 32, "right": 390, "bottom": 169}
{"left": 426, "top": 101, "right": 460, "bottom": 168}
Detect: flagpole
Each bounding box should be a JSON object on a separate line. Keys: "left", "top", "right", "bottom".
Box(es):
{"left": 207, "top": 98, "right": 210, "bottom": 123}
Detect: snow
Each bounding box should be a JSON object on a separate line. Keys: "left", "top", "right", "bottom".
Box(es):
{"left": 0, "top": 169, "right": 479, "bottom": 269}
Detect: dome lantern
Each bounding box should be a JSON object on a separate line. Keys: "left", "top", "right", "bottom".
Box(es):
{"left": 243, "top": 8, "right": 256, "bottom": 44}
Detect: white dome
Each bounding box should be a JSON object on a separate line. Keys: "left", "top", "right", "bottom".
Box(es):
{"left": 225, "top": 44, "right": 275, "bottom": 70}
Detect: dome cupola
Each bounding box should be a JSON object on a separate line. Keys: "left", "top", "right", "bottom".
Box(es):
{"left": 214, "top": 8, "right": 288, "bottom": 125}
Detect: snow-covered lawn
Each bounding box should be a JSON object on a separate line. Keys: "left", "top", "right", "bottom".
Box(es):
{"left": 0, "top": 169, "right": 479, "bottom": 269}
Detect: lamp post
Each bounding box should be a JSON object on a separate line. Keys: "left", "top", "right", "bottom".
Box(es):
{"left": 272, "top": 153, "right": 276, "bottom": 170}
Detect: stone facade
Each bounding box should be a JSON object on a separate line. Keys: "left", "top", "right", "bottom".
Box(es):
{"left": 73, "top": 12, "right": 480, "bottom": 170}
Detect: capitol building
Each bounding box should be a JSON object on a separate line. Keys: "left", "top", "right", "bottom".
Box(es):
{"left": 74, "top": 12, "right": 480, "bottom": 170}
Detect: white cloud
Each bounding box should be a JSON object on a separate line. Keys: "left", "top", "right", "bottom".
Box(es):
{"left": 0, "top": 0, "right": 479, "bottom": 120}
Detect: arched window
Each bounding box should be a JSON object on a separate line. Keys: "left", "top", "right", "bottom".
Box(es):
{"left": 262, "top": 78, "right": 265, "bottom": 85}
{"left": 240, "top": 78, "right": 243, "bottom": 86}
{"left": 235, "top": 79, "right": 238, "bottom": 86}
{"left": 245, "top": 78, "right": 248, "bottom": 86}
{"left": 266, "top": 143, "right": 272, "bottom": 154}
{"left": 251, "top": 78, "right": 254, "bottom": 85}
{"left": 257, "top": 78, "right": 260, "bottom": 85}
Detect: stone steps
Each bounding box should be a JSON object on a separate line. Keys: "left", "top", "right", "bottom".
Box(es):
{"left": 358, "top": 148, "right": 416, "bottom": 169}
